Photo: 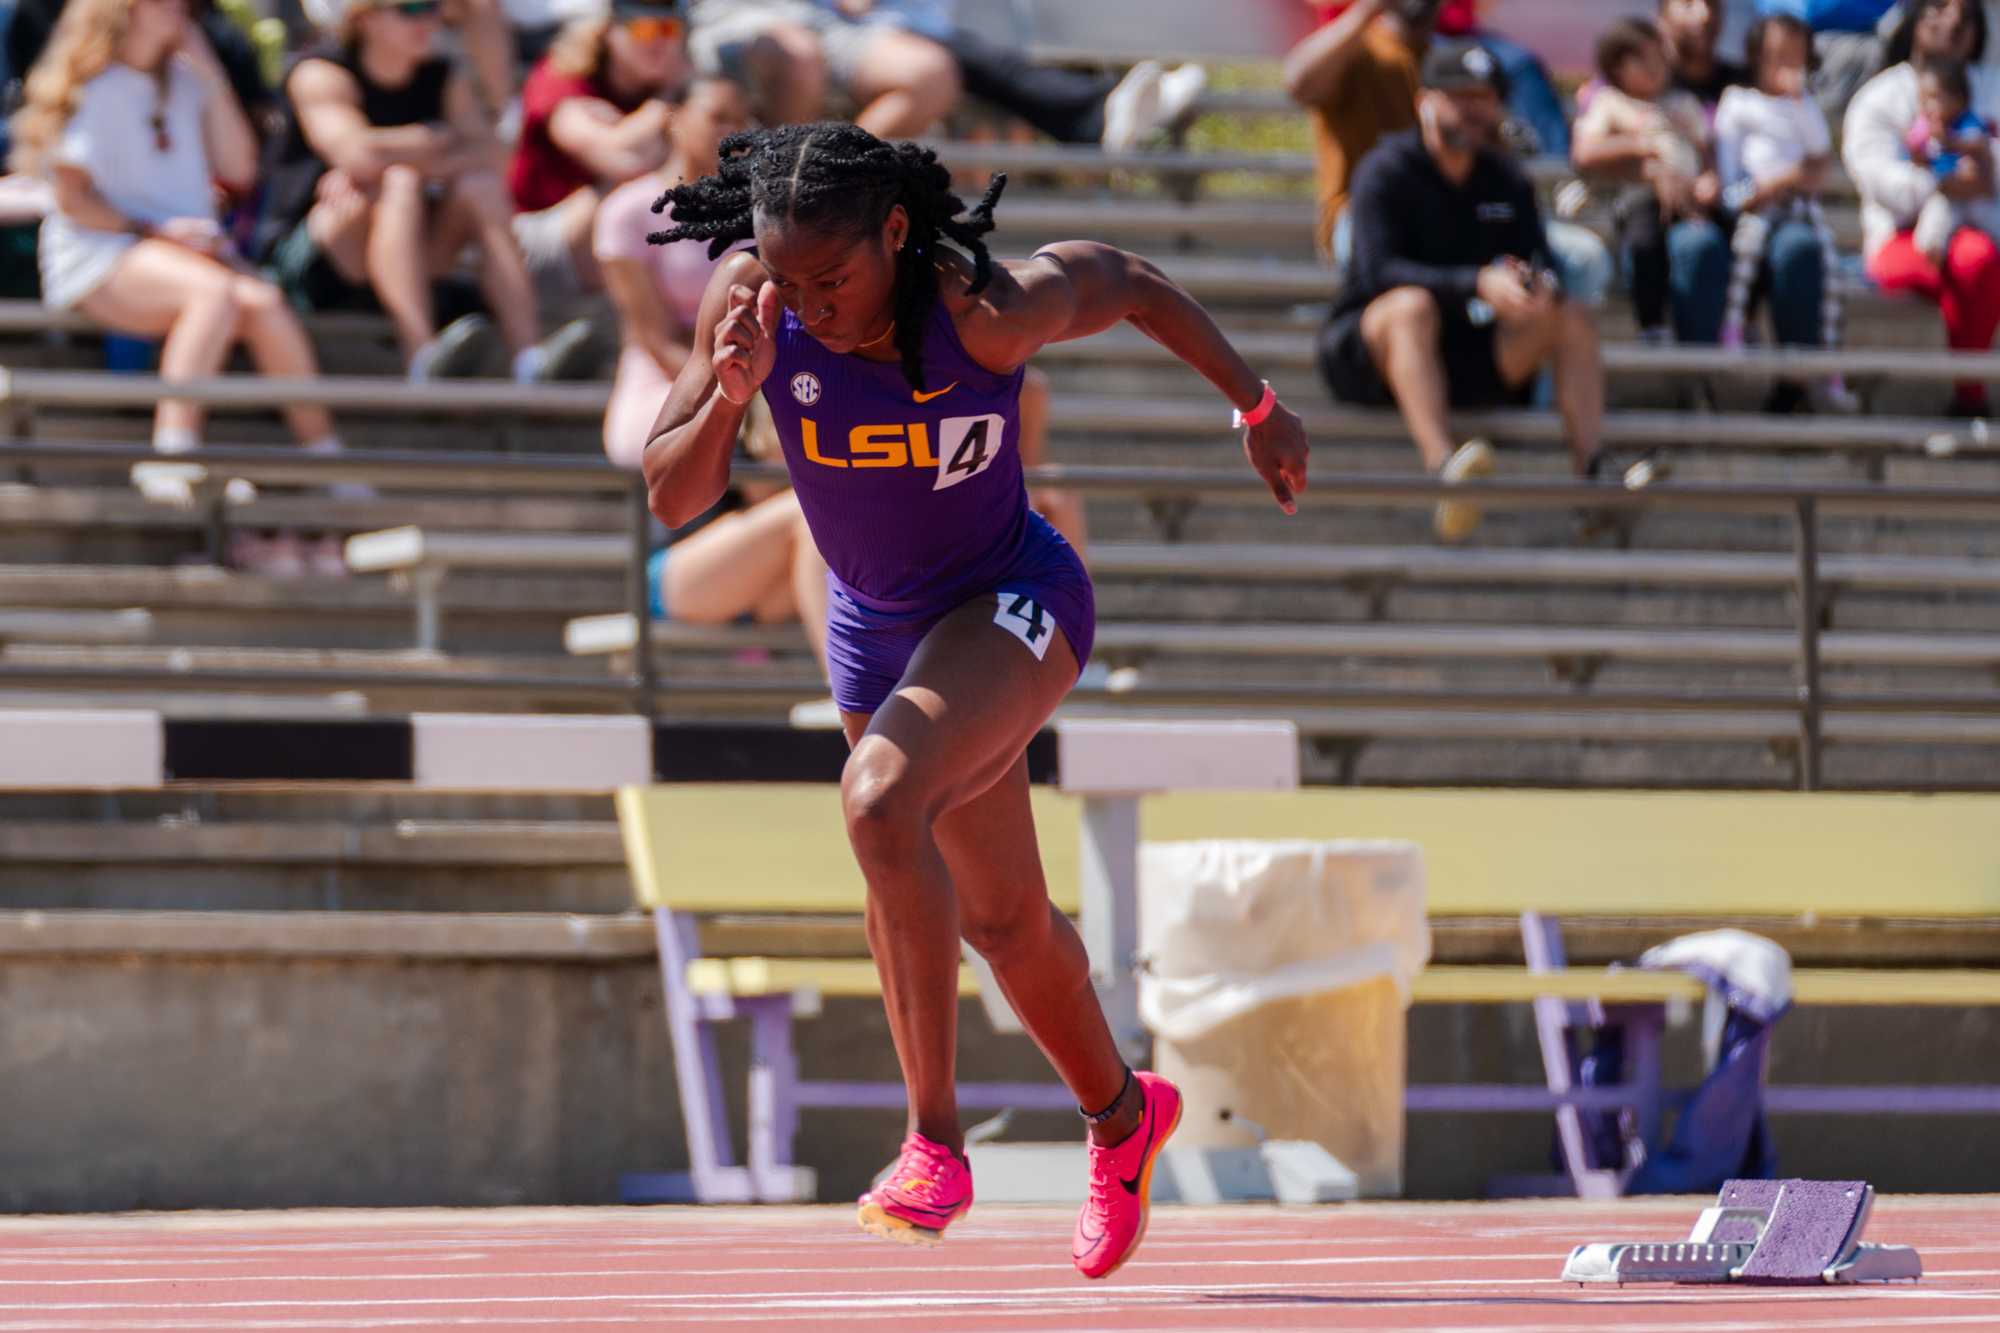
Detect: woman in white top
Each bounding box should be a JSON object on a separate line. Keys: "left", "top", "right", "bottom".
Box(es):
{"left": 1844, "top": 0, "right": 2000, "bottom": 416}
{"left": 10, "top": 0, "right": 342, "bottom": 495}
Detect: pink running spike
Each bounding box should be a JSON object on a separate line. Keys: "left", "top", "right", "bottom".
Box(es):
{"left": 856, "top": 1132, "right": 972, "bottom": 1247}
{"left": 1073, "top": 1071, "right": 1182, "bottom": 1280}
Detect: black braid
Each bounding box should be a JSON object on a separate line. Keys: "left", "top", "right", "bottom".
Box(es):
{"left": 648, "top": 122, "right": 1005, "bottom": 393}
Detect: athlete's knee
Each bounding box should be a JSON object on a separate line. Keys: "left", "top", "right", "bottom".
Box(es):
{"left": 841, "top": 740, "right": 935, "bottom": 865}
{"left": 960, "top": 897, "right": 1054, "bottom": 969}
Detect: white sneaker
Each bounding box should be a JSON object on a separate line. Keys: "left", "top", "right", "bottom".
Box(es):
{"left": 1433, "top": 438, "right": 1495, "bottom": 544}
{"left": 131, "top": 459, "right": 206, "bottom": 508}
{"left": 511, "top": 344, "right": 550, "bottom": 385}
{"left": 1100, "top": 60, "right": 1162, "bottom": 152}
{"left": 1153, "top": 64, "right": 1208, "bottom": 130}
{"left": 1813, "top": 374, "right": 1863, "bottom": 415}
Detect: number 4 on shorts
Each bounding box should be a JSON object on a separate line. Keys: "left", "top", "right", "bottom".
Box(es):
{"left": 994, "top": 592, "right": 1053, "bottom": 661}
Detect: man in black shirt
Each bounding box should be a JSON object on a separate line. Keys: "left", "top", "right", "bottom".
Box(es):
{"left": 1660, "top": 0, "right": 1747, "bottom": 110}
{"left": 1319, "top": 39, "right": 1605, "bottom": 543}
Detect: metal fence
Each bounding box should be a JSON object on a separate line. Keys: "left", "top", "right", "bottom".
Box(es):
{"left": 10, "top": 440, "right": 2000, "bottom": 790}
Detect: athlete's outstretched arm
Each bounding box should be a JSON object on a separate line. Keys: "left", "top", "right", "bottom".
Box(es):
{"left": 972, "top": 241, "right": 1310, "bottom": 513}
{"left": 640, "top": 252, "right": 775, "bottom": 528}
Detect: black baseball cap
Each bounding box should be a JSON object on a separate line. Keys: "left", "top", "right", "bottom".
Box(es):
{"left": 1420, "top": 39, "right": 1510, "bottom": 97}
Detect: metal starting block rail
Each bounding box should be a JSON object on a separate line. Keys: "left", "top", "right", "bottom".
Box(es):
{"left": 1562, "top": 1179, "right": 1923, "bottom": 1286}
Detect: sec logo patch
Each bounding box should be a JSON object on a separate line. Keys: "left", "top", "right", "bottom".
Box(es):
{"left": 790, "top": 372, "right": 822, "bottom": 406}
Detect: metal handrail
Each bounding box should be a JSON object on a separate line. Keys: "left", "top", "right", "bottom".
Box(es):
{"left": 9, "top": 441, "right": 2000, "bottom": 790}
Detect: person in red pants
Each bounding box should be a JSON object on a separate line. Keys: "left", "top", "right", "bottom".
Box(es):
{"left": 1845, "top": 0, "right": 2000, "bottom": 417}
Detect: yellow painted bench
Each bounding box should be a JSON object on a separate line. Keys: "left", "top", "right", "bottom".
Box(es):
{"left": 622, "top": 782, "right": 2000, "bottom": 1204}
{"left": 635, "top": 785, "right": 2000, "bottom": 1006}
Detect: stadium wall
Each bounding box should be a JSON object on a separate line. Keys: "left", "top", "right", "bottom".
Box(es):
{"left": 0, "top": 940, "right": 1994, "bottom": 1209}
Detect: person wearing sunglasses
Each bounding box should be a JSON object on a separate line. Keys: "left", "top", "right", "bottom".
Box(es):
{"left": 295, "top": 0, "right": 517, "bottom": 125}
{"left": 505, "top": 0, "right": 688, "bottom": 319}
{"left": 262, "top": 0, "right": 555, "bottom": 382}
{"left": 10, "top": 0, "right": 350, "bottom": 515}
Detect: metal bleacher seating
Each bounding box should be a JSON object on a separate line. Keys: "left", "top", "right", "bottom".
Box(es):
{"left": 0, "top": 41, "right": 1996, "bottom": 790}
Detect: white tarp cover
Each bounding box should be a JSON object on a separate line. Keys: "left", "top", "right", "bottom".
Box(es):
{"left": 1138, "top": 840, "right": 1432, "bottom": 1043}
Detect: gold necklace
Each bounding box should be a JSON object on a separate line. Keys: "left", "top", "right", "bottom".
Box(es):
{"left": 856, "top": 318, "right": 897, "bottom": 349}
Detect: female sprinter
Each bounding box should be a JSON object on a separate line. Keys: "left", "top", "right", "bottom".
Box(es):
{"left": 641, "top": 122, "right": 1308, "bottom": 1280}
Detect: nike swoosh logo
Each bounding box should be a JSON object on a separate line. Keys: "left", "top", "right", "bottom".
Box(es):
{"left": 911, "top": 381, "right": 959, "bottom": 403}
{"left": 1118, "top": 1098, "right": 1161, "bottom": 1196}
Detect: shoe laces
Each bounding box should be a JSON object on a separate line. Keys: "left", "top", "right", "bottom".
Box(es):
{"left": 887, "top": 1134, "right": 955, "bottom": 1199}
{"left": 1083, "top": 1138, "right": 1119, "bottom": 1211}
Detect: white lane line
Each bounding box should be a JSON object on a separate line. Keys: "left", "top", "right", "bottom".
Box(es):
{"left": 1407, "top": 1318, "right": 2000, "bottom": 1333}
{"left": 6, "top": 1272, "right": 1995, "bottom": 1319}
{"left": 0, "top": 1317, "right": 696, "bottom": 1331}
{"left": 0, "top": 1250, "right": 1574, "bottom": 1289}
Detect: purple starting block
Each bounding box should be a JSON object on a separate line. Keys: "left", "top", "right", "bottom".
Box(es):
{"left": 1561, "top": 1178, "right": 1923, "bottom": 1286}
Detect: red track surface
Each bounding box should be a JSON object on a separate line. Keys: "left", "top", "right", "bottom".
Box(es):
{"left": 0, "top": 1197, "right": 1994, "bottom": 1332}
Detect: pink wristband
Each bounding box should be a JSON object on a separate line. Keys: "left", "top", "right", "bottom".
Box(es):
{"left": 1232, "top": 380, "right": 1277, "bottom": 429}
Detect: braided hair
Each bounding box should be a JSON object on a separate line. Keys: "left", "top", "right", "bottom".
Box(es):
{"left": 648, "top": 121, "right": 1006, "bottom": 393}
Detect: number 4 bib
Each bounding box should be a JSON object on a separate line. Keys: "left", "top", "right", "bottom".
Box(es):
{"left": 934, "top": 414, "right": 1006, "bottom": 491}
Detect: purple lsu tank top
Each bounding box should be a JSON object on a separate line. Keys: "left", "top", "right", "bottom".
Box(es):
{"left": 761, "top": 297, "right": 1029, "bottom": 613}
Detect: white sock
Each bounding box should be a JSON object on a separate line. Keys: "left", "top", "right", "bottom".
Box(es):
{"left": 303, "top": 434, "right": 375, "bottom": 499}
{"left": 511, "top": 345, "right": 547, "bottom": 384}
{"left": 152, "top": 427, "right": 199, "bottom": 456}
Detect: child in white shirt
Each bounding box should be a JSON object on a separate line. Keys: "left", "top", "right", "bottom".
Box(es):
{"left": 1713, "top": 11, "right": 1848, "bottom": 381}
{"left": 1572, "top": 17, "right": 1712, "bottom": 341}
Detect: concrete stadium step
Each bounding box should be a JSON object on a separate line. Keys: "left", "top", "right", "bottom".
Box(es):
{"left": 0, "top": 820, "right": 632, "bottom": 914}
{"left": 0, "top": 483, "right": 627, "bottom": 563}
{"left": 0, "top": 564, "right": 625, "bottom": 654}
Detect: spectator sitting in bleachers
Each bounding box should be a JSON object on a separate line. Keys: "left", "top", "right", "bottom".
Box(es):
{"left": 1754, "top": 0, "right": 1900, "bottom": 125}
{"left": 827, "top": 0, "right": 1205, "bottom": 152}
{"left": 1582, "top": 0, "right": 1831, "bottom": 413}
{"left": 261, "top": 0, "right": 554, "bottom": 382}
{"left": 9, "top": 0, "right": 347, "bottom": 506}
{"left": 1287, "top": 0, "right": 1432, "bottom": 261}
{"left": 7, "top": 0, "right": 275, "bottom": 131}
{"left": 1311, "top": 0, "right": 1575, "bottom": 157}
{"left": 1318, "top": 40, "right": 1607, "bottom": 544}
{"left": 1847, "top": 0, "right": 2000, "bottom": 417}
{"left": 595, "top": 71, "right": 747, "bottom": 468}
{"left": 507, "top": 0, "right": 686, "bottom": 327}
{"left": 648, "top": 479, "right": 829, "bottom": 666}
{"left": 1572, "top": 18, "right": 1716, "bottom": 346}
{"left": 683, "top": 0, "right": 957, "bottom": 136}
{"left": 1660, "top": 0, "right": 1746, "bottom": 114}
{"left": 300, "top": 0, "right": 516, "bottom": 118}
{"left": 1714, "top": 12, "right": 1859, "bottom": 411}
{"left": 1903, "top": 56, "right": 2000, "bottom": 260}
{"left": 590, "top": 71, "right": 822, "bottom": 655}
{"left": 1285, "top": 0, "right": 1612, "bottom": 308}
